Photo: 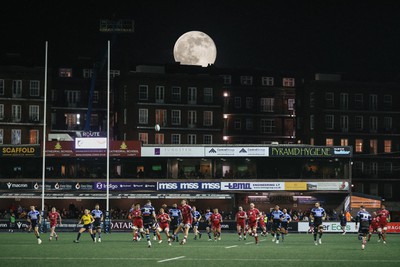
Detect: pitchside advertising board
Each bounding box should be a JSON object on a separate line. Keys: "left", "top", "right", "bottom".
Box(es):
{"left": 298, "top": 222, "right": 357, "bottom": 232}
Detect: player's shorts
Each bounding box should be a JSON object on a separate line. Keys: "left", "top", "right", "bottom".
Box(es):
{"left": 179, "top": 221, "right": 192, "bottom": 229}
{"left": 314, "top": 218, "right": 323, "bottom": 228}
{"left": 340, "top": 221, "right": 347, "bottom": 227}
{"left": 93, "top": 218, "right": 102, "bottom": 229}
{"left": 30, "top": 220, "right": 38, "bottom": 228}
{"left": 143, "top": 218, "right": 155, "bottom": 229}
{"left": 280, "top": 222, "right": 288, "bottom": 230}
{"left": 379, "top": 222, "right": 388, "bottom": 230}
{"left": 272, "top": 219, "right": 281, "bottom": 231}
{"left": 212, "top": 224, "right": 221, "bottom": 231}
{"left": 50, "top": 221, "right": 57, "bottom": 228}
{"left": 170, "top": 218, "right": 179, "bottom": 229}
{"left": 158, "top": 223, "right": 169, "bottom": 231}
{"left": 248, "top": 220, "right": 257, "bottom": 229}
{"left": 369, "top": 226, "right": 379, "bottom": 232}
{"left": 193, "top": 221, "right": 200, "bottom": 227}
{"left": 236, "top": 221, "right": 246, "bottom": 228}
{"left": 133, "top": 219, "right": 143, "bottom": 229}
{"left": 83, "top": 224, "right": 93, "bottom": 230}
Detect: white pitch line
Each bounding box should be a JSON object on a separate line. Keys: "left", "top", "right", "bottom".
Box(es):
{"left": 225, "top": 245, "right": 238, "bottom": 249}
{"left": 157, "top": 256, "right": 185, "bottom": 263}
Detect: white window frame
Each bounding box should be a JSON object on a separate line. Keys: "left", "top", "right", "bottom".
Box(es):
{"left": 240, "top": 76, "right": 253, "bottom": 85}
{"left": 188, "top": 87, "right": 197, "bottom": 104}
{"left": 369, "top": 116, "right": 378, "bottom": 133}
{"left": 234, "top": 119, "right": 241, "bottom": 130}
{"left": 246, "top": 118, "right": 253, "bottom": 130}
{"left": 384, "top": 117, "right": 392, "bottom": 131}
{"left": 282, "top": 77, "right": 295, "bottom": 87}
{"left": 262, "top": 76, "right": 274, "bottom": 86}
{"left": 340, "top": 115, "right": 348, "bottom": 132}
{"left": 260, "top": 119, "right": 275, "bottom": 133}
{"left": 155, "top": 133, "right": 164, "bottom": 144}
{"left": 139, "top": 85, "right": 148, "bottom": 100}
{"left": 155, "top": 109, "right": 167, "bottom": 126}
{"left": 187, "top": 134, "right": 197, "bottom": 144}
{"left": 288, "top": 98, "right": 295, "bottom": 111}
{"left": 0, "top": 79, "right": 4, "bottom": 95}
{"left": 138, "top": 109, "right": 148, "bottom": 124}
{"left": 369, "top": 94, "right": 378, "bottom": 110}
{"left": 12, "top": 105, "right": 22, "bottom": 122}
{"left": 221, "top": 75, "right": 231, "bottom": 85}
{"left": 30, "top": 80, "right": 40, "bottom": 96}
{"left": 29, "top": 105, "right": 40, "bottom": 122}
{"left": 0, "top": 129, "right": 3, "bottom": 144}
{"left": 325, "top": 92, "right": 334, "bottom": 107}
{"left": 246, "top": 97, "right": 254, "bottom": 109}
{"left": 138, "top": 133, "right": 148, "bottom": 144}
{"left": 171, "top": 110, "right": 181, "bottom": 125}
{"left": 355, "top": 116, "right": 364, "bottom": 130}
{"left": 260, "top": 98, "right": 274, "bottom": 112}
{"left": 325, "top": 115, "right": 334, "bottom": 130}
{"left": 29, "top": 129, "right": 39, "bottom": 144}
{"left": 11, "top": 129, "right": 21, "bottom": 145}
{"left": 155, "top": 86, "right": 165, "bottom": 103}
{"left": 12, "top": 80, "right": 22, "bottom": 97}
{"left": 188, "top": 110, "right": 197, "bottom": 126}
{"left": 203, "top": 134, "right": 212, "bottom": 144}
{"left": 355, "top": 93, "right": 363, "bottom": 108}
{"left": 171, "top": 86, "right": 181, "bottom": 102}
{"left": 0, "top": 104, "right": 4, "bottom": 120}
{"left": 340, "top": 93, "right": 348, "bottom": 110}
{"left": 203, "top": 111, "right": 213, "bottom": 126}
{"left": 204, "top": 88, "right": 213, "bottom": 103}
{"left": 171, "top": 134, "right": 181, "bottom": 144}
{"left": 234, "top": 97, "right": 242, "bottom": 109}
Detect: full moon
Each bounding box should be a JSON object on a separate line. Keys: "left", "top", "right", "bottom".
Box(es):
{"left": 173, "top": 31, "right": 217, "bottom": 67}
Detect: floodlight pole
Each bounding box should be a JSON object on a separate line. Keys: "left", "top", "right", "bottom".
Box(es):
{"left": 106, "top": 40, "right": 110, "bottom": 213}
{"left": 41, "top": 41, "right": 48, "bottom": 214}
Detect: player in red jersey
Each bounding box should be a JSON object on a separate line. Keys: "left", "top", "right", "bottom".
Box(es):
{"left": 210, "top": 208, "right": 223, "bottom": 241}
{"left": 172, "top": 199, "right": 193, "bottom": 245}
{"left": 259, "top": 212, "right": 267, "bottom": 236}
{"left": 368, "top": 212, "right": 381, "bottom": 242}
{"left": 236, "top": 206, "right": 247, "bottom": 241}
{"left": 129, "top": 203, "right": 144, "bottom": 241}
{"left": 48, "top": 207, "right": 62, "bottom": 241}
{"left": 157, "top": 208, "right": 172, "bottom": 245}
{"left": 247, "top": 203, "right": 261, "bottom": 244}
{"left": 377, "top": 204, "right": 390, "bottom": 244}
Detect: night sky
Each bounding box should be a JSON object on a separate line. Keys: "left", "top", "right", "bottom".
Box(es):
{"left": 2, "top": 1, "right": 400, "bottom": 74}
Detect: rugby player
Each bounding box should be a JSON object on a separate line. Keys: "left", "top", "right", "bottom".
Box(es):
{"left": 157, "top": 208, "right": 172, "bottom": 245}
{"left": 210, "top": 208, "right": 223, "bottom": 241}
{"left": 172, "top": 199, "right": 193, "bottom": 245}
{"left": 204, "top": 208, "right": 213, "bottom": 241}
{"left": 377, "top": 204, "right": 390, "bottom": 244}
{"left": 192, "top": 206, "right": 202, "bottom": 240}
{"left": 280, "top": 208, "right": 292, "bottom": 242}
{"left": 236, "top": 206, "right": 247, "bottom": 241}
{"left": 48, "top": 207, "right": 62, "bottom": 241}
{"left": 339, "top": 210, "right": 347, "bottom": 235}
{"left": 247, "top": 203, "right": 261, "bottom": 244}
{"left": 129, "top": 203, "right": 144, "bottom": 241}
{"left": 310, "top": 202, "right": 325, "bottom": 245}
{"left": 259, "top": 212, "right": 267, "bottom": 237}
{"left": 270, "top": 205, "right": 284, "bottom": 244}
{"left": 141, "top": 200, "right": 157, "bottom": 248}
{"left": 74, "top": 209, "right": 95, "bottom": 243}
{"left": 91, "top": 204, "right": 104, "bottom": 242}
{"left": 168, "top": 203, "right": 181, "bottom": 242}
{"left": 27, "top": 206, "right": 42, "bottom": 244}
{"left": 368, "top": 212, "right": 381, "bottom": 242}
{"left": 355, "top": 205, "right": 372, "bottom": 250}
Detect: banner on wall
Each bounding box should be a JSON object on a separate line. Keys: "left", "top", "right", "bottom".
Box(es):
{"left": 0, "top": 145, "right": 40, "bottom": 157}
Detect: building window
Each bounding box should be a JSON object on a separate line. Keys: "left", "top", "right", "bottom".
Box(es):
{"left": 340, "top": 115, "right": 348, "bottom": 132}
{"left": 203, "top": 111, "right": 213, "bottom": 126}
{"left": 155, "top": 109, "right": 167, "bottom": 126}
{"left": 83, "top": 69, "right": 93, "bottom": 78}
{"left": 288, "top": 98, "right": 295, "bottom": 110}
{"left": 234, "top": 97, "right": 242, "bottom": 109}
{"left": 187, "top": 134, "right": 196, "bottom": 144}
{"left": 309, "top": 92, "right": 315, "bottom": 108}
{"left": 0, "top": 79, "right": 4, "bottom": 95}
{"left": 204, "top": 88, "right": 213, "bottom": 103}
{"left": 340, "top": 93, "right": 348, "bottom": 110}
{"left": 0, "top": 104, "right": 4, "bottom": 120}
{"left": 325, "top": 138, "right": 334, "bottom": 146}
{"left": 384, "top": 140, "right": 392, "bottom": 153}
{"left": 370, "top": 139, "right": 378, "bottom": 154}
{"left": 246, "top": 97, "right": 254, "bottom": 109}
{"left": 29, "top": 105, "right": 40, "bottom": 122}
{"left": 29, "top": 129, "right": 39, "bottom": 144}
{"left": 325, "top": 115, "right": 334, "bottom": 130}
{"left": 355, "top": 116, "right": 363, "bottom": 130}
{"left": 138, "top": 133, "right": 148, "bottom": 144}
{"left": 384, "top": 184, "right": 393, "bottom": 199}
{"left": 355, "top": 139, "right": 363, "bottom": 153}
{"left": 370, "top": 183, "right": 378, "bottom": 195}
{"left": 383, "top": 94, "right": 392, "bottom": 108}
{"left": 260, "top": 119, "right": 275, "bottom": 133}
{"left": 221, "top": 75, "right": 231, "bottom": 85}
{"left": 139, "top": 85, "right": 148, "bottom": 100}
{"left": 260, "top": 98, "right": 274, "bottom": 112}
{"left": 234, "top": 119, "right": 241, "bottom": 130}
{"left": 188, "top": 110, "right": 197, "bottom": 126}
{"left": 369, "top": 116, "right": 378, "bottom": 133}
{"left": 354, "top": 94, "right": 364, "bottom": 108}
{"left": 59, "top": 68, "right": 72, "bottom": 77}
{"left": 0, "top": 129, "right": 3, "bottom": 144}
{"left": 155, "top": 86, "right": 165, "bottom": 103}
{"left": 384, "top": 162, "right": 393, "bottom": 174}
{"left": 240, "top": 76, "right": 253, "bottom": 85}
{"left": 262, "top": 76, "right": 274, "bottom": 86}
{"left": 369, "top": 94, "right": 378, "bottom": 110}
{"left": 203, "top": 134, "right": 212, "bottom": 144}
{"left": 12, "top": 80, "right": 22, "bottom": 98}
{"left": 384, "top": 117, "right": 392, "bottom": 131}
{"left": 171, "top": 86, "right": 181, "bottom": 102}
{"left": 310, "top": 115, "right": 314, "bottom": 130}
{"left": 29, "top": 80, "right": 40, "bottom": 96}
{"left": 188, "top": 87, "right": 197, "bottom": 104}
{"left": 11, "top": 129, "right": 21, "bottom": 145}
{"left": 171, "top": 110, "right": 181, "bottom": 125}
{"left": 66, "top": 90, "right": 81, "bottom": 105}
{"left": 155, "top": 133, "right": 164, "bottom": 144}
{"left": 65, "top": 113, "right": 80, "bottom": 129}
{"left": 246, "top": 118, "right": 253, "bottom": 130}
{"left": 340, "top": 138, "right": 348, "bottom": 146}
{"left": 138, "top": 109, "right": 148, "bottom": 124}
{"left": 171, "top": 134, "right": 181, "bottom": 144}
{"left": 12, "top": 105, "right": 22, "bottom": 122}
{"left": 283, "top": 78, "right": 295, "bottom": 87}
{"left": 325, "top": 92, "right": 334, "bottom": 108}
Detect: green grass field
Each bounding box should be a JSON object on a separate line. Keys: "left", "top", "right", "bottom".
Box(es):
{"left": 0, "top": 232, "right": 399, "bottom": 267}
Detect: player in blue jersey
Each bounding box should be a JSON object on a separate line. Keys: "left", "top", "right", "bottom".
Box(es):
{"left": 280, "top": 209, "right": 292, "bottom": 242}
{"left": 355, "top": 205, "right": 372, "bottom": 250}
{"left": 270, "top": 205, "right": 284, "bottom": 244}
{"left": 204, "top": 208, "right": 213, "bottom": 241}
{"left": 339, "top": 210, "right": 347, "bottom": 235}
{"left": 310, "top": 202, "right": 325, "bottom": 245}
{"left": 91, "top": 204, "right": 104, "bottom": 243}
{"left": 168, "top": 203, "right": 181, "bottom": 242}
{"left": 141, "top": 200, "right": 157, "bottom": 248}
{"left": 192, "top": 206, "right": 202, "bottom": 240}
{"left": 27, "top": 206, "right": 42, "bottom": 244}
